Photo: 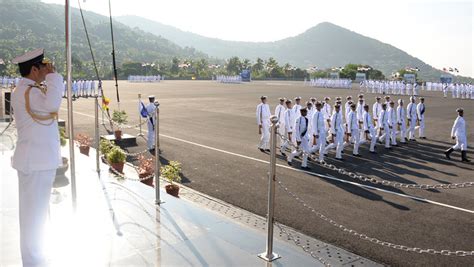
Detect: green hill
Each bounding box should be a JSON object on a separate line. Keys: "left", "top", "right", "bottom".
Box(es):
{"left": 0, "top": 0, "right": 207, "bottom": 78}
{"left": 117, "top": 15, "right": 472, "bottom": 82}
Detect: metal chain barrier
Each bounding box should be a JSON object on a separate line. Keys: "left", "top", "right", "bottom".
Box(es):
{"left": 276, "top": 133, "right": 474, "bottom": 190}
{"left": 121, "top": 147, "right": 151, "bottom": 157}
{"left": 276, "top": 178, "right": 474, "bottom": 257}
{"left": 274, "top": 223, "right": 331, "bottom": 266}
{"left": 109, "top": 117, "right": 149, "bottom": 129}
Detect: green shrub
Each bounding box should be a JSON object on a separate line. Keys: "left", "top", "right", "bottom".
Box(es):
{"left": 160, "top": 161, "right": 182, "bottom": 184}
{"left": 100, "top": 139, "right": 115, "bottom": 155}
{"left": 59, "top": 128, "right": 67, "bottom": 147}
{"left": 112, "top": 110, "right": 128, "bottom": 125}
{"left": 107, "top": 147, "right": 126, "bottom": 164}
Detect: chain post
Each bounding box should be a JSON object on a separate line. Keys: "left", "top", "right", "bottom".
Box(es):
{"left": 95, "top": 95, "right": 100, "bottom": 173}
{"left": 154, "top": 100, "right": 163, "bottom": 205}
{"left": 258, "top": 115, "right": 281, "bottom": 262}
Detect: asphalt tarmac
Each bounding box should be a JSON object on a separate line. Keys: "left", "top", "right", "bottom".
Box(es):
{"left": 59, "top": 80, "right": 474, "bottom": 266}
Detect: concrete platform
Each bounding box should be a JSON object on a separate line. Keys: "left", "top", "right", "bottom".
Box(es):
{"left": 0, "top": 121, "right": 380, "bottom": 266}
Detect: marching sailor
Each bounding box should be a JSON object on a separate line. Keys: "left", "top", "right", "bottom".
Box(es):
{"left": 311, "top": 102, "right": 327, "bottom": 162}
{"left": 406, "top": 96, "right": 417, "bottom": 141}
{"left": 288, "top": 107, "right": 310, "bottom": 169}
{"left": 387, "top": 101, "right": 398, "bottom": 146}
{"left": 347, "top": 103, "right": 361, "bottom": 156}
{"left": 256, "top": 96, "right": 271, "bottom": 152}
{"left": 397, "top": 99, "right": 407, "bottom": 143}
{"left": 378, "top": 103, "right": 391, "bottom": 149}
{"left": 274, "top": 98, "right": 286, "bottom": 148}
{"left": 10, "top": 48, "right": 63, "bottom": 266}
{"left": 361, "top": 104, "right": 377, "bottom": 153}
{"left": 146, "top": 95, "right": 157, "bottom": 150}
{"left": 281, "top": 99, "right": 296, "bottom": 156}
{"left": 416, "top": 97, "right": 426, "bottom": 139}
{"left": 293, "top": 96, "right": 302, "bottom": 118}
{"left": 445, "top": 108, "right": 470, "bottom": 162}
{"left": 325, "top": 104, "right": 345, "bottom": 160}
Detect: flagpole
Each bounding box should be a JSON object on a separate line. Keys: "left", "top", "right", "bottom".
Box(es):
{"left": 65, "top": 0, "right": 77, "bottom": 211}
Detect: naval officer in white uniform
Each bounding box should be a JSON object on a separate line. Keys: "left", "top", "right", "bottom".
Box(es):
{"left": 11, "top": 48, "right": 63, "bottom": 266}
{"left": 445, "top": 108, "right": 470, "bottom": 162}
{"left": 256, "top": 96, "right": 271, "bottom": 152}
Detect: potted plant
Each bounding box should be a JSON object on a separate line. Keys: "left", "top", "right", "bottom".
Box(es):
{"left": 107, "top": 146, "right": 126, "bottom": 173}
{"left": 76, "top": 133, "right": 92, "bottom": 156}
{"left": 100, "top": 139, "right": 115, "bottom": 162}
{"left": 55, "top": 128, "right": 70, "bottom": 188}
{"left": 112, "top": 110, "right": 128, "bottom": 140}
{"left": 160, "top": 161, "right": 182, "bottom": 197}
{"left": 137, "top": 155, "right": 154, "bottom": 187}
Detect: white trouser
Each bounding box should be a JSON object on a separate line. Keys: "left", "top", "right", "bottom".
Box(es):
{"left": 277, "top": 122, "right": 285, "bottom": 148}
{"left": 311, "top": 131, "right": 327, "bottom": 162}
{"left": 418, "top": 117, "right": 425, "bottom": 137}
{"left": 18, "top": 169, "right": 55, "bottom": 267}
{"left": 288, "top": 136, "right": 310, "bottom": 167}
{"left": 325, "top": 132, "right": 344, "bottom": 158}
{"left": 147, "top": 120, "right": 155, "bottom": 149}
{"left": 452, "top": 136, "right": 468, "bottom": 151}
{"left": 407, "top": 118, "right": 416, "bottom": 140}
{"left": 379, "top": 127, "right": 390, "bottom": 148}
{"left": 398, "top": 122, "right": 406, "bottom": 143}
{"left": 351, "top": 129, "right": 360, "bottom": 155}
{"left": 390, "top": 127, "right": 397, "bottom": 145}
{"left": 359, "top": 129, "right": 377, "bottom": 152}
{"left": 258, "top": 121, "right": 270, "bottom": 149}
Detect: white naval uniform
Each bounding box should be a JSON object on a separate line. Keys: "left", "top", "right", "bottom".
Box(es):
{"left": 325, "top": 111, "right": 344, "bottom": 159}
{"left": 372, "top": 102, "right": 382, "bottom": 127}
{"left": 397, "top": 105, "right": 407, "bottom": 143}
{"left": 416, "top": 102, "right": 425, "bottom": 138}
{"left": 322, "top": 102, "right": 332, "bottom": 131}
{"left": 387, "top": 106, "right": 397, "bottom": 145}
{"left": 281, "top": 108, "right": 296, "bottom": 153}
{"left": 406, "top": 102, "right": 417, "bottom": 140}
{"left": 11, "top": 73, "right": 64, "bottom": 266}
{"left": 256, "top": 103, "right": 271, "bottom": 150}
{"left": 275, "top": 104, "right": 286, "bottom": 148}
{"left": 361, "top": 111, "right": 377, "bottom": 152}
{"left": 378, "top": 109, "right": 390, "bottom": 148}
{"left": 288, "top": 115, "right": 310, "bottom": 167}
{"left": 347, "top": 110, "right": 360, "bottom": 155}
{"left": 146, "top": 102, "right": 157, "bottom": 149}
{"left": 451, "top": 116, "right": 468, "bottom": 151}
{"left": 311, "top": 110, "right": 326, "bottom": 162}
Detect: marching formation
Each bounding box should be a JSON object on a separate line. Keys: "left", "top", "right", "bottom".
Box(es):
{"left": 359, "top": 80, "right": 420, "bottom": 96}
{"left": 214, "top": 75, "right": 242, "bottom": 83}
{"left": 307, "top": 78, "right": 352, "bottom": 89}
{"left": 128, "top": 75, "right": 162, "bottom": 83}
{"left": 1, "top": 76, "right": 20, "bottom": 88}
{"left": 256, "top": 94, "right": 470, "bottom": 169}
{"left": 63, "top": 79, "right": 98, "bottom": 99}
{"left": 426, "top": 82, "right": 474, "bottom": 99}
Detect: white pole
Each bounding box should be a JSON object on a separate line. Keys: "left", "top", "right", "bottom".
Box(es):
{"left": 138, "top": 94, "right": 143, "bottom": 137}
{"left": 154, "top": 100, "right": 163, "bottom": 205}
{"left": 65, "top": 0, "right": 77, "bottom": 210}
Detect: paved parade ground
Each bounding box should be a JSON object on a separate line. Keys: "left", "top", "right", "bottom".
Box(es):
{"left": 58, "top": 80, "right": 473, "bottom": 266}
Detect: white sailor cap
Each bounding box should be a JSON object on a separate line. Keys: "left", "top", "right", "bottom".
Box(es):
{"left": 12, "top": 48, "right": 47, "bottom": 65}
{"left": 148, "top": 95, "right": 155, "bottom": 99}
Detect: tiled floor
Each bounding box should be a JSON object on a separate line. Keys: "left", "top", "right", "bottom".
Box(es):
{"left": 1, "top": 123, "right": 380, "bottom": 266}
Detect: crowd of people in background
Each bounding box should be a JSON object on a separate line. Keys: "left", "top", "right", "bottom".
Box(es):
{"left": 426, "top": 82, "right": 473, "bottom": 99}
{"left": 63, "top": 80, "right": 98, "bottom": 99}
{"left": 214, "top": 75, "right": 242, "bottom": 83}
{"left": 128, "top": 75, "right": 163, "bottom": 83}
{"left": 1, "top": 76, "right": 20, "bottom": 88}
{"left": 359, "top": 80, "right": 420, "bottom": 96}
{"left": 307, "top": 78, "right": 352, "bottom": 89}
{"left": 255, "top": 93, "right": 463, "bottom": 169}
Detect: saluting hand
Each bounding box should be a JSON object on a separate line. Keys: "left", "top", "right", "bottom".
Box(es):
{"left": 45, "top": 63, "right": 55, "bottom": 74}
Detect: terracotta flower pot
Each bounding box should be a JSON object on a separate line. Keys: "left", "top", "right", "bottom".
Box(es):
{"left": 139, "top": 172, "right": 154, "bottom": 187}
{"left": 79, "top": 145, "right": 90, "bottom": 156}
{"left": 114, "top": 130, "right": 122, "bottom": 140}
{"left": 165, "top": 184, "right": 180, "bottom": 197}
{"left": 110, "top": 162, "right": 124, "bottom": 173}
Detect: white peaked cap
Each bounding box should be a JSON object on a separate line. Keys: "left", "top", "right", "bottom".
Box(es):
{"left": 12, "top": 48, "right": 44, "bottom": 64}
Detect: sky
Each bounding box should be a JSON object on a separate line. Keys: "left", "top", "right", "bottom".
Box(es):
{"left": 42, "top": 0, "right": 473, "bottom": 77}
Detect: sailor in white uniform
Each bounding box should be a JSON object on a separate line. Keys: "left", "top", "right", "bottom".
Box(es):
{"left": 378, "top": 103, "right": 391, "bottom": 149}
{"left": 146, "top": 95, "right": 157, "bottom": 150}
{"left": 293, "top": 96, "right": 302, "bottom": 118}
{"left": 10, "top": 48, "right": 64, "bottom": 266}
{"left": 274, "top": 98, "right": 286, "bottom": 149}
{"left": 387, "top": 101, "right": 398, "bottom": 146}
{"left": 406, "top": 96, "right": 417, "bottom": 141}
{"left": 445, "top": 108, "right": 470, "bottom": 162}
{"left": 397, "top": 99, "right": 407, "bottom": 143}
{"left": 281, "top": 99, "right": 296, "bottom": 155}
{"left": 325, "top": 104, "right": 345, "bottom": 160}
{"left": 347, "top": 104, "right": 361, "bottom": 156}
{"left": 256, "top": 96, "right": 271, "bottom": 152}
{"left": 288, "top": 107, "right": 310, "bottom": 169}
{"left": 361, "top": 104, "right": 377, "bottom": 153}
{"left": 311, "top": 102, "right": 327, "bottom": 162}
{"left": 416, "top": 97, "right": 426, "bottom": 139}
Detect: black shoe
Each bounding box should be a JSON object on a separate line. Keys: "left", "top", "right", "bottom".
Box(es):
{"left": 410, "top": 139, "right": 417, "bottom": 142}
{"left": 341, "top": 151, "right": 344, "bottom": 154}
{"left": 301, "top": 166, "right": 310, "bottom": 170}
{"left": 259, "top": 148, "right": 265, "bottom": 152}
{"left": 353, "top": 154, "right": 362, "bottom": 157}
{"left": 369, "top": 151, "right": 377, "bottom": 154}
{"left": 265, "top": 149, "right": 271, "bottom": 152}
{"left": 281, "top": 152, "right": 287, "bottom": 157}
{"left": 385, "top": 147, "right": 392, "bottom": 150}
{"left": 461, "top": 151, "right": 471, "bottom": 162}
{"left": 335, "top": 158, "right": 344, "bottom": 161}
{"left": 295, "top": 156, "right": 301, "bottom": 159}
{"left": 444, "top": 148, "right": 454, "bottom": 160}
{"left": 420, "top": 137, "right": 427, "bottom": 139}
{"left": 392, "top": 144, "right": 399, "bottom": 147}
{"left": 287, "top": 161, "right": 292, "bottom": 166}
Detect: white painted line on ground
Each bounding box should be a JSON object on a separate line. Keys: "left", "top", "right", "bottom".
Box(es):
{"left": 63, "top": 108, "right": 474, "bottom": 214}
